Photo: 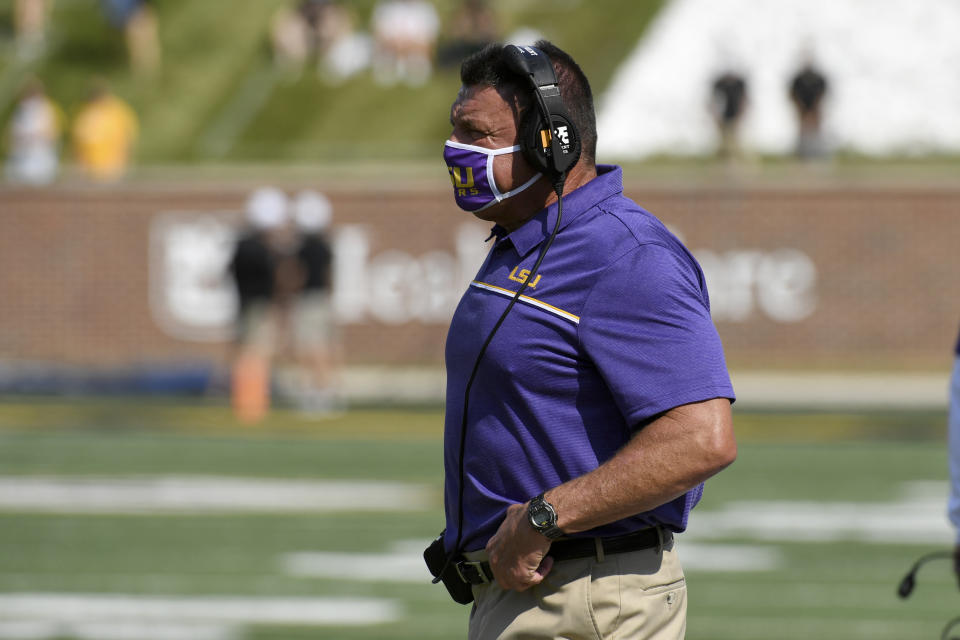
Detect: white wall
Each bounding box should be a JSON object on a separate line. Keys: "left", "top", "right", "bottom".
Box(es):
{"left": 597, "top": 0, "right": 960, "bottom": 158}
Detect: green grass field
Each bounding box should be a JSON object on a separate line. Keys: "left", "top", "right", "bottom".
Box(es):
{"left": 0, "top": 399, "right": 956, "bottom": 639}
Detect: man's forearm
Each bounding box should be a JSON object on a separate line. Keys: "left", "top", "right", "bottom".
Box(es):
{"left": 545, "top": 397, "right": 736, "bottom": 535}
{"left": 484, "top": 396, "right": 736, "bottom": 591}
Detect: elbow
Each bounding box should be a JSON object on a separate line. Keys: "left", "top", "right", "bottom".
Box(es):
{"left": 674, "top": 427, "right": 736, "bottom": 497}
{"left": 693, "top": 437, "right": 735, "bottom": 484}
{"left": 700, "top": 402, "right": 737, "bottom": 476}
{"left": 709, "top": 431, "right": 737, "bottom": 474}
{"left": 649, "top": 397, "right": 737, "bottom": 489}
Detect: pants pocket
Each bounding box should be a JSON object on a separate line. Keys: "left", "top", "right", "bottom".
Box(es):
{"left": 590, "top": 549, "right": 687, "bottom": 640}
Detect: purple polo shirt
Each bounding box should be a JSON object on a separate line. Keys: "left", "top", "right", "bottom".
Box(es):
{"left": 443, "top": 165, "right": 735, "bottom": 553}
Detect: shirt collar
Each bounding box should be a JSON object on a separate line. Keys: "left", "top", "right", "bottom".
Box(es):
{"left": 493, "top": 165, "right": 624, "bottom": 257}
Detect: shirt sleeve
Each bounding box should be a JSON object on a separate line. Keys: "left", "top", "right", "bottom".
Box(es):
{"left": 579, "top": 242, "right": 735, "bottom": 426}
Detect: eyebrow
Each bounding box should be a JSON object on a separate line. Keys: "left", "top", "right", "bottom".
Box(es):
{"left": 451, "top": 109, "right": 485, "bottom": 130}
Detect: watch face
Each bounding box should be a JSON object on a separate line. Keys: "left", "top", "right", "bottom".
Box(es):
{"left": 530, "top": 505, "right": 549, "bottom": 527}
{"left": 529, "top": 500, "right": 555, "bottom": 528}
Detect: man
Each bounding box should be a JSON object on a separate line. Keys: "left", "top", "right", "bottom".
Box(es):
{"left": 437, "top": 41, "right": 736, "bottom": 639}
{"left": 788, "top": 60, "right": 829, "bottom": 159}
{"left": 709, "top": 70, "right": 747, "bottom": 161}
{"left": 947, "top": 326, "right": 960, "bottom": 583}
{"left": 290, "top": 190, "right": 340, "bottom": 412}
{"left": 227, "top": 187, "right": 289, "bottom": 422}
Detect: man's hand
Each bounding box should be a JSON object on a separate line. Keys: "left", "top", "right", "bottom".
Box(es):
{"left": 485, "top": 501, "right": 554, "bottom": 591}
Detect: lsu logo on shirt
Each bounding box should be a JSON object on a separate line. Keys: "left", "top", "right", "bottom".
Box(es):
{"left": 509, "top": 265, "right": 541, "bottom": 288}
{"left": 448, "top": 166, "right": 479, "bottom": 197}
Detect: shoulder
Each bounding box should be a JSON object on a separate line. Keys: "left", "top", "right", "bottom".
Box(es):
{"left": 571, "top": 196, "right": 707, "bottom": 306}
{"left": 556, "top": 165, "right": 702, "bottom": 283}
{"left": 583, "top": 192, "right": 694, "bottom": 269}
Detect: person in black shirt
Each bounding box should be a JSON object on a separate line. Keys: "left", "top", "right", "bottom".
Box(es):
{"left": 229, "top": 187, "right": 289, "bottom": 351}
{"left": 789, "top": 62, "right": 828, "bottom": 159}
{"left": 710, "top": 71, "right": 748, "bottom": 161}
{"left": 226, "top": 187, "right": 289, "bottom": 421}
{"left": 290, "top": 189, "right": 340, "bottom": 412}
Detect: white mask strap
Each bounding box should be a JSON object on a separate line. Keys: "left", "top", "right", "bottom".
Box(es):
{"left": 444, "top": 140, "right": 523, "bottom": 156}
{"left": 475, "top": 172, "right": 541, "bottom": 213}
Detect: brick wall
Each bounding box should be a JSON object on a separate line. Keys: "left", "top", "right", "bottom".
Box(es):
{"left": 642, "top": 186, "right": 960, "bottom": 369}
{"left": 2, "top": 180, "right": 958, "bottom": 371}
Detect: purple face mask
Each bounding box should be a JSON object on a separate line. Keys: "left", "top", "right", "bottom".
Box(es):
{"left": 444, "top": 140, "right": 541, "bottom": 213}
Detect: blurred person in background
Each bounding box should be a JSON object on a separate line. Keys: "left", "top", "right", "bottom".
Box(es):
{"left": 100, "top": 0, "right": 162, "bottom": 77}
{"left": 316, "top": 2, "right": 372, "bottom": 84}
{"left": 371, "top": 0, "right": 439, "bottom": 86}
{"left": 438, "top": 0, "right": 499, "bottom": 69}
{"left": 4, "top": 77, "right": 62, "bottom": 185}
{"left": 271, "top": 0, "right": 370, "bottom": 83}
{"left": 227, "top": 187, "right": 289, "bottom": 422}
{"left": 948, "top": 324, "right": 960, "bottom": 583}
{"left": 71, "top": 80, "right": 138, "bottom": 182}
{"left": 789, "top": 58, "right": 829, "bottom": 159}
{"left": 288, "top": 190, "right": 340, "bottom": 413}
{"left": 709, "top": 69, "right": 748, "bottom": 162}
{"left": 271, "top": 0, "right": 311, "bottom": 77}
{"left": 13, "top": 0, "right": 51, "bottom": 61}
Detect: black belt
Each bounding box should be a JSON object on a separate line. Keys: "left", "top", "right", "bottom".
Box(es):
{"left": 455, "top": 527, "right": 671, "bottom": 586}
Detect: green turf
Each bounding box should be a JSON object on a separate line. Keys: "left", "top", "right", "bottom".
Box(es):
{"left": 0, "top": 401, "right": 955, "bottom": 639}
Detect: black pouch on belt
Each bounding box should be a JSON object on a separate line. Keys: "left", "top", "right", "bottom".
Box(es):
{"left": 424, "top": 531, "right": 475, "bottom": 605}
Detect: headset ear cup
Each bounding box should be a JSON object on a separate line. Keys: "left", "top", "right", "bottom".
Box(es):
{"left": 519, "top": 109, "right": 582, "bottom": 179}
{"left": 553, "top": 115, "right": 582, "bottom": 175}
{"left": 519, "top": 108, "right": 552, "bottom": 175}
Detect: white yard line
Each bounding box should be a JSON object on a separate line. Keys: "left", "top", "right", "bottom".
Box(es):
{"left": 282, "top": 540, "right": 784, "bottom": 582}
{"left": 0, "top": 594, "right": 400, "bottom": 626}
{"left": 676, "top": 542, "right": 784, "bottom": 571}
{"left": 0, "top": 477, "right": 436, "bottom": 514}
{"left": 0, "top": 620, "right": 236, "bottom": 640}
{"left": 690, "top": 615, "right": 938, "bottom": 640}
{"left": 283, "top": 549, "right": 433, "bottom": 582}
{"left": 687, "top": 485, "right": 953, "bottom": 545}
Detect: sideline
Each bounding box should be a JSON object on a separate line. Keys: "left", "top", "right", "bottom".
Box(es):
{"left": 342, "top": 367, "right": 952, "bottom": 410}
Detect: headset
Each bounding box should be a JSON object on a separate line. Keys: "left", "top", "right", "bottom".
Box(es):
{"left": 897, "top": 550, "right": 960, "bottom": 640}
{"left": 505, "top": 44, "right": 582, "bottom": 189}
{"left": 431, "top": 44, "right": 583, "bottom": 591}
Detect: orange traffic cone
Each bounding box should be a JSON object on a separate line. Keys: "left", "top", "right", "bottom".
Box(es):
{"left": 231, "top": 353, "right": 270, "bottom": 423}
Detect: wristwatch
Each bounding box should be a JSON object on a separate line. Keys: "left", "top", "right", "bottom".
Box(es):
{"left": 528, "top": 493, "right": 564, "bottom": 540}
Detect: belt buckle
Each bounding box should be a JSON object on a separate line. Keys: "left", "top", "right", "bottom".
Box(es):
{"left": 455, "top": 560, "right": 490, "bottom": 585}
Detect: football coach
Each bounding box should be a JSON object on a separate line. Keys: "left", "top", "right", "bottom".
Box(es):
{"left": 429, "top": 40, "right": 737, "bottom": 639}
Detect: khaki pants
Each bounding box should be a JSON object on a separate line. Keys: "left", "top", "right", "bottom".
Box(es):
{"left": 466, "top": 538, "right": 686, "bottom": 640}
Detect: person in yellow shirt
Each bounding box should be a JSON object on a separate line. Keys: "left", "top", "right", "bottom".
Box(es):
{"left": 72, "top": 81, "right": 138, "bottom": 181}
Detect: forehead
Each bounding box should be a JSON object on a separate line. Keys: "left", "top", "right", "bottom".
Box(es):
{"left": 450, "top": 84, "right": 519, "bottom": 125}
